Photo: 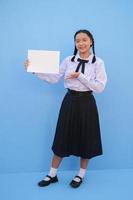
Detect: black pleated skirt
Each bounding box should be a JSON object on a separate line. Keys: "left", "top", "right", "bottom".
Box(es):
{"left": 52, "top": 89, "right": 103, "bottom": 159}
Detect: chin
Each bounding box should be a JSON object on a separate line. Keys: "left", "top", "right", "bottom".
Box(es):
{"left": 79, "top": 50, "right": 87, "bottom": 54}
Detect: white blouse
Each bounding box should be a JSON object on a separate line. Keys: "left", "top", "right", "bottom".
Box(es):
{"left": 35, "top": 54, "right": 107, "bottom": 93}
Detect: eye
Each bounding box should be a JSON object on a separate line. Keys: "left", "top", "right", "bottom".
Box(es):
{"left": 83, "top": 38, "right": 87, "bottom": 42}
{"left": 76, "top": 40, "right": 80, "bottom": 43}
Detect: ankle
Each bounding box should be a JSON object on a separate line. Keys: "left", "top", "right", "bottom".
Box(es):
{"left": 78, "top": 168, "right": 86, "bottom": 179}
{"left": 48, "top": 167, "right": 58, "bottom": 178}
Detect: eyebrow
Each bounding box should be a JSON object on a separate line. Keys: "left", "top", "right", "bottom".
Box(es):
{"left": 76, "top": 37, "right": 88, "bottom": 41}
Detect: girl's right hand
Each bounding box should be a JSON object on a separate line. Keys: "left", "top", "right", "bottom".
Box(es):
{"left": 24, "top": 59, "right": 30, "bottom": 70}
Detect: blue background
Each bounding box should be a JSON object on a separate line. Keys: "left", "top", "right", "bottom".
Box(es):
{"left": 0, "top": 0, "right": 133, "bottom": 174}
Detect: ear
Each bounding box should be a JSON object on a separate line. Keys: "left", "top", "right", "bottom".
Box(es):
{"left": 90, "top": 40, "right": 93, "bottom": 47}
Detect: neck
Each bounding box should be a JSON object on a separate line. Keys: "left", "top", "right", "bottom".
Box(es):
{"left": 79, "top": 52, "right": 91, "bottom": 59}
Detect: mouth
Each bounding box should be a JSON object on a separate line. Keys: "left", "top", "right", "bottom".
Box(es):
{"left": 78, "top": 47, "right": 86, "bottom": 51}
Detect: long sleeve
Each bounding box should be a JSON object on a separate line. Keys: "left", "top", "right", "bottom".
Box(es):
{"left": 34, "top": 58, "right": 67, "bottom": 83}
{"left": 77, "top": 60, "right": 107, "bottom": 93}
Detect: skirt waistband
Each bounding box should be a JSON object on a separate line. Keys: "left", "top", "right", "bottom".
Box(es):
{"left": 67, "top": 89, "right": 92, "bottom": 96}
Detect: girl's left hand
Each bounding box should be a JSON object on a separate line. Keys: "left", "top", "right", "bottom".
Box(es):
{"left": 65, "top": 72, "right": 80, "bottom": 80}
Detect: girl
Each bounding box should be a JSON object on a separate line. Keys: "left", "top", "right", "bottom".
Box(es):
{"left": 25, "top": 29, "right": 107, "bottom": 188}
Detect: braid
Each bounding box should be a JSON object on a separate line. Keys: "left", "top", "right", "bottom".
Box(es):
{"left": 71, "top": 46, "right": 78, "bottom": 62}
{"left": 92, "top": 42, "right": 96, "bottom": 63}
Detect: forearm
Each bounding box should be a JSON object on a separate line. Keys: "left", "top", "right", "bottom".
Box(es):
{"left": 34, "top": 73, "right": 61, "bottom": 83}
{"left": 77, "top": 73, "right": 107, "bottom": 93}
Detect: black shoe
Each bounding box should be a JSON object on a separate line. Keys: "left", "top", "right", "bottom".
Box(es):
{"left": 38, "top": 175, "right": 58, "bottom": 187}
{"left": 70, "top": 175, "right": 83, "bottom": 188}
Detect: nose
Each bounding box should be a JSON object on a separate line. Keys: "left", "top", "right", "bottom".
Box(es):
{"left": 78, "top": 41, "right": 84, "bottom": 46}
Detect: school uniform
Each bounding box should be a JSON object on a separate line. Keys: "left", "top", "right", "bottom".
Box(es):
{"left": 36, "top": 54, "right": 107, "bottom": 159}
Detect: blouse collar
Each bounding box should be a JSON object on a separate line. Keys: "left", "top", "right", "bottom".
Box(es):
{"left": 75, "top": 54, "right": 94, "bottom": 63}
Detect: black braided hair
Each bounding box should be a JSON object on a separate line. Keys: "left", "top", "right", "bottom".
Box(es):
{"left": 71, "top": 29, "right": 96, "bottom": 63}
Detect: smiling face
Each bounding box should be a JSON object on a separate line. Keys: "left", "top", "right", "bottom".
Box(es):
{"left": 75, "top": 32, "right": 92, "bottom": 56}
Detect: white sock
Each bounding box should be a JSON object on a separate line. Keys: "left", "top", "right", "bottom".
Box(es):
{"left": 49, "top": 167, "right": 58, "bottom": 177}
{"left": 44, "top": 167, "right": 58, "bottom": 181}
{"left": 74, "top": 168, "right": 86, "bottom": 182}
{"left": 78, "top": 168, "right": 86, "bottom": 178}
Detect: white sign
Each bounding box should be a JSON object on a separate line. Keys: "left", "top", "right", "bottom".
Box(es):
{"left": 27, "top": 49, "right": 60, "bottom": 73}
